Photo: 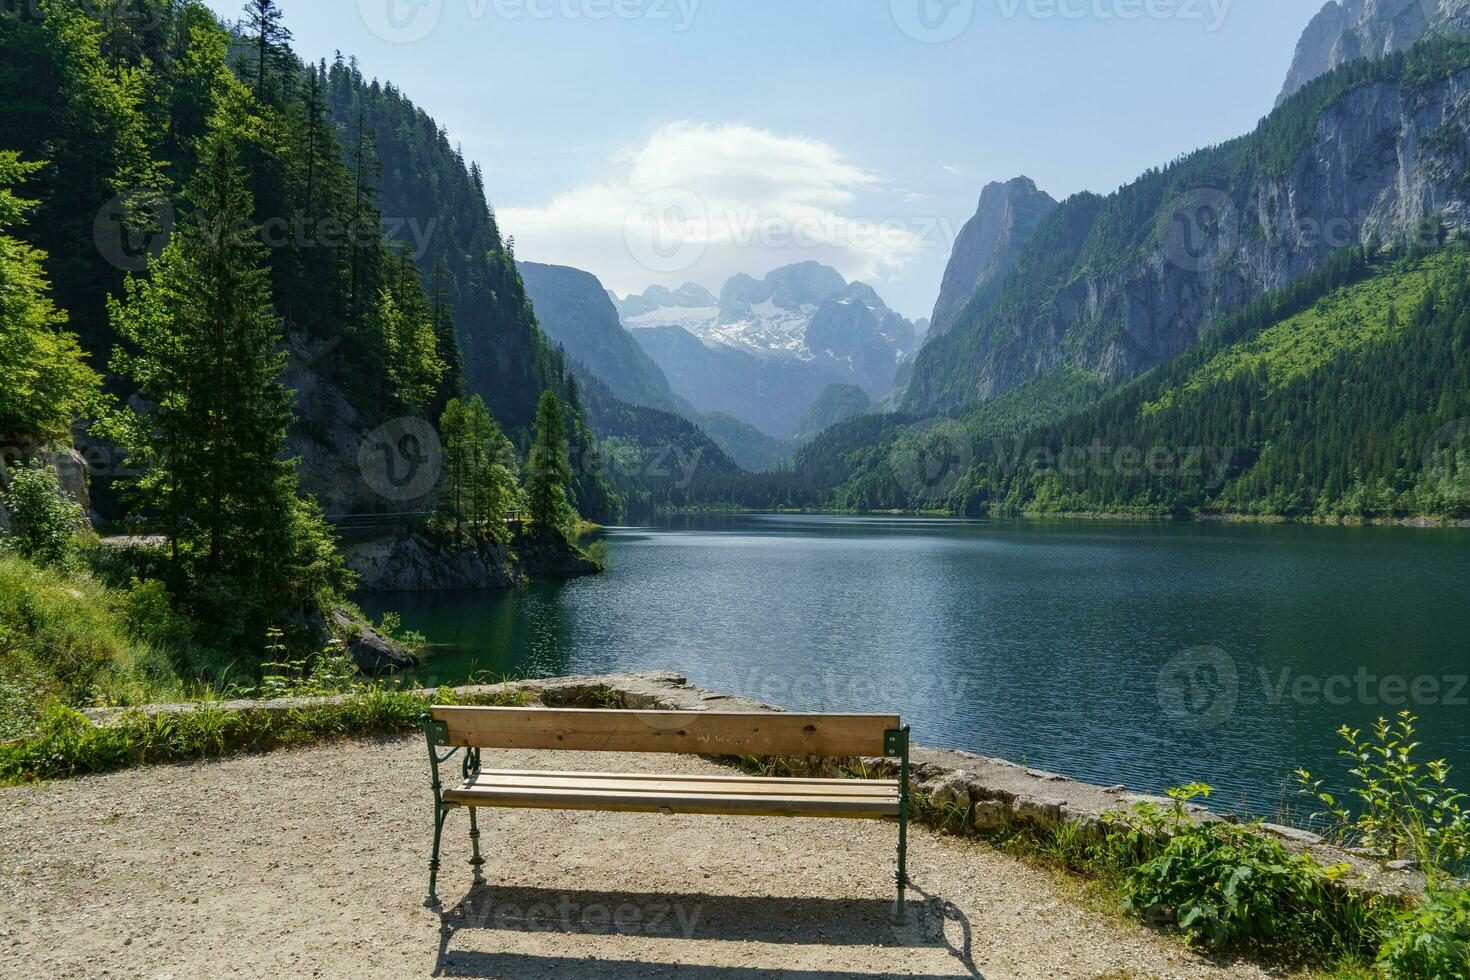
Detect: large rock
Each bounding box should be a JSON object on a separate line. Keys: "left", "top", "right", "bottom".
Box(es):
{"left": 325, "top": 608, "right": 418, "bottom": 674}
{"left": 1277, "top": 0, "right": 1470, "bottom": 108}
{"left": 928, "top": 177, "right": 1058, "bottom": 338}
{"left": 342, "top": 530, "right": 522, "bottom": 592}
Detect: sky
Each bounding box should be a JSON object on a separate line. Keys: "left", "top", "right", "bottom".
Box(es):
{"left": 205, "top": 0, "right": 1331, "bottom": 319}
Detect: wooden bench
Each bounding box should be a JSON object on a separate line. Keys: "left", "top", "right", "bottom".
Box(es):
{"left": 419, "top": 705, "right": 913, "bottom": 919}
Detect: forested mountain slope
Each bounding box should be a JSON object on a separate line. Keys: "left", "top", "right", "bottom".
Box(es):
{"left": 0, "top": 1, "right": 614, "bottom": 518}
{"left": 944, "top": 245, "right": 1470, "bottom": 520}
{"left": 902, "top": 40, "right": 1470, "bottom": 419}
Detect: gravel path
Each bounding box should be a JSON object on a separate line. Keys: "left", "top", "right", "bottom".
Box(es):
{"left": 0, "top": 737, "right": 1274, "bottom": 979}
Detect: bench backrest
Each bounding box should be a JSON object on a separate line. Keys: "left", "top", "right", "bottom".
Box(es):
{"left": 427, "top": 706, "right": 903, "bottom": 758}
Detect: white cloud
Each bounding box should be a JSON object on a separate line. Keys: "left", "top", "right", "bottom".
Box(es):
{"left": 942, "top": 163, "right": 964, "bottom": 175}
{"left": 499, "top": 122, "right": 930, "bottom": 297}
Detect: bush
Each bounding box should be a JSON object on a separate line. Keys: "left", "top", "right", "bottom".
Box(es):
{"left": 1120, "top": 821, "right": 1384, "bottom": 954}
{"left": 1377, "top": 885, "right": 1470, "bottom": 979}
{"left": 2, "top": 462, "right": 85, "bottom": 567}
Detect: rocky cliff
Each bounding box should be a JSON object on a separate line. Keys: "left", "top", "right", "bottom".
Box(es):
{"left": 343, "top": 527, "right": 600, "bottom": 592}
{"left": 903, "top": 46, "right": 1470, "bottom": 417}
{"left": 1278, "top": 0, "right": 1470, "bottom": 106}
{"left": 929, "top": 177, "right": 1057, "bottom": 338}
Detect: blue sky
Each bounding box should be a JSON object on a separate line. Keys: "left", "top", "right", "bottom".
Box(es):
{"left": 206, "top": 0, "right": 1329, "bottom": 318}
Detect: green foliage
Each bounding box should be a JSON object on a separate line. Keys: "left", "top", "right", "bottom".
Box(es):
{"left": 0, "top": 684, "right": 535, "bottom": 784}
{"left": 525, "top": 390, "right": 576, "bottom": 536}
{"left": 1376, "top": 884, "right": 1470, "bottom": 979}
{"left": 255, "top": 628, "right": 360, "bottom": 700}
{"left": 2, "top": 462, "right": 86, "bottom": 567}
{"left": 1121, "top": 820, "right": 1373, "bottom": 953}
{"left": 0, "top": 151, "right": 103, "bottom": 443}
{"left": 1297, "top": 712, "right": 1470, "bottom": 876}
{"left": 944, "top": 246, "right": 1470, "bottom": 521}
{"left": 0, "top": 551, "right": 188, "bottom": 717}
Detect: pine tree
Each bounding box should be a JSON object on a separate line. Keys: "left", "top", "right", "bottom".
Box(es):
{"left": 240, "top": 0, "right": 293, "bottom": 105}
{"left": 103, "top": 133, "right": 348, "bottom": 649}
{"left": 524, "top": 390, "right": 575, "bottom": 537}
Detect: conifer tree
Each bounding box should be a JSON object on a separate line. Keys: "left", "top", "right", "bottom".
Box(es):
{"left": 103, "top": 132, "right": 348, "bottom": 649}
{"left": 524, "top": 390, "right": 575, "bottom": 536}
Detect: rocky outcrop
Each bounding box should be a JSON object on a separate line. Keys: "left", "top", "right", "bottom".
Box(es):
{"left": 342, "top": 529, "right": 522, "bottom": 592}
{"left": 283, "top": 336, "right": 430, "bottom": 518}
{"left": 342, "top": 527, "right": 600, "bottom": 592}
{"left": 1278, "top": 0, "right": 1470, "bottom": 107}
{"left": 929, "top": 177, "right": 1057, "bottom": 338}
{"left": 325, "top": 608, "right": 418, "bottom": 674}
{"left": 515, "top": 529, "right": 604, "bottom": 579}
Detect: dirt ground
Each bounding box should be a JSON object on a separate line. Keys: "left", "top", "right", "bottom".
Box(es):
{"left": 0, "top": 736, "right": 1276, "bottom": 979}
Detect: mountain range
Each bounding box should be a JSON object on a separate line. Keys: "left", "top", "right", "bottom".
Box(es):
{"left": 613, "top": 262, "right": 920, "bottom": 439}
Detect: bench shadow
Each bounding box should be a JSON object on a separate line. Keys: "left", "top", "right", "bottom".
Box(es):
{"left": 433, "top": 881, "right": 982, "bottom": 978}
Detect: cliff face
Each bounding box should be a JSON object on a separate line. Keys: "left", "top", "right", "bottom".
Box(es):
{"left": 1278, "top": 0, "right": 1470, "bottom": 106}
{"left": 929, "top": 177, "right": 1057, "bottom": 338}
{"left": 903, "top": 57, "right": 1470, "bottom": 416}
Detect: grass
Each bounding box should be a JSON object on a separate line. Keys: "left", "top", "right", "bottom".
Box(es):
{"left": 0, "top": 683, "right": 535, "bottom": 785}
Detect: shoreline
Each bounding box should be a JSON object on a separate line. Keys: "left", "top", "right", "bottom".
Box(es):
{"left": 653, "top": 505, "right": 1470, "bottom": 529}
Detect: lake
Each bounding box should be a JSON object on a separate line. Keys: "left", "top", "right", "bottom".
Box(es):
{"left": 358, "top": 514, "right": 1470, "bottom": 816}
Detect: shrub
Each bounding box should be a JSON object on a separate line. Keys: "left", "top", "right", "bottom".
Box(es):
{"left": 1376, "top": 885, "right": 1470, "bottom": 979}
{"left": 2, "top": 462, "right": 85, "bottom": 567}
{"left": 1120, "top": 820, "right": 1383, "bottom": 953}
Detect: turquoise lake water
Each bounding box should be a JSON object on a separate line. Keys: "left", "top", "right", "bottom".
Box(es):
{"left": 358, "top": 514, "right": 1470, "bottom": 814}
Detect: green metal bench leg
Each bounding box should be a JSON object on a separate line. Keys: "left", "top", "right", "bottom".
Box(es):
{"left": 468, "top": 807, "right": 486, "bottom": 886}
{"left": 891, "top": 725, "right": 911, "bottom": 925}
{"left": 426, "top": 802, "right": 448, "bottom": 908}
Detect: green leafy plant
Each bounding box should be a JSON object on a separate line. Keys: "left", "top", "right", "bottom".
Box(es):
{"left": 1121, "top": 819, "right": 1374, "bottom": 953}
{"left": 2, "top": 462, "right": 86, "bottom": 567}
{"left": 1376, "top": 884, "right": 1470, "bottom": 979}
{"left": 256, "top": 629, "right": 361, "bottom": 699}
{"left": 1296, "top": 712, "right": 1470, "bottom": 875}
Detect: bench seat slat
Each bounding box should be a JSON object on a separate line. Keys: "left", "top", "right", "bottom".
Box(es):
{"left": 458, "top": 770, "right": 899, "bottom": 800}
{"left": 441, "top": 782, "right": 900, "bottom": 819}
{"left": 473, "top": 768, "right": 894, "bottom": 788}
{"left": 429, "top": 706, "right": 900, "bottom": 757}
